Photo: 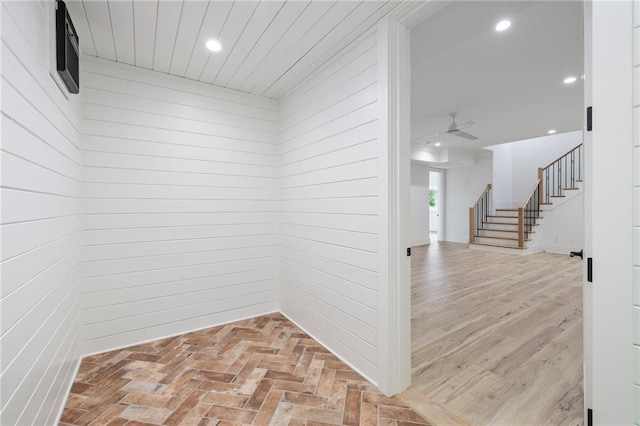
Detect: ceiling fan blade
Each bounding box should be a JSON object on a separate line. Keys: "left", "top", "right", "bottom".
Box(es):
{"left": 417, "top": 132, "right": 444, "bottom": 140}
{"left": 456, "top": 131, "right": 479, "bottom": 140}
{"left": 456, "top": 120, "right": 475, "bottom": 131}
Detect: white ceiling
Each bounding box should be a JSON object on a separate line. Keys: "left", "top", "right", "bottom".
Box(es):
{"left": 410, "top": 1, "right": 583, "bottom": 154}
{"left": 66, "top": 0, "right": 410, "bottom": 100}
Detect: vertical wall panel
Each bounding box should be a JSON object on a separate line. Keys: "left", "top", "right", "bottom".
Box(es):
{"left": 277, "top": 31, "right": 381, "bottom": 382}
{"left": 0, "top": 2, "right": 83, "bottom": 425}
{"left": 80, "top": 57, "right": 280, "bottom": 355}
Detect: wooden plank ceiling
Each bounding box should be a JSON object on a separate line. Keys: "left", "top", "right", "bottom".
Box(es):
{"left": 65, "top": 0, "right": 403, "bottom": 100}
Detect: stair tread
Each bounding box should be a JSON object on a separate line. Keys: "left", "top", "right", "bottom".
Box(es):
{"left": 475, "top": 235, "right": 532, "bottom": 242}
{"left": 488, "top": 213, "right": 542, "bottom": 216}
{"left": 550, "top": 195, "right": 566, "bottom": 198}
{"left": 482, "top": 221, "right": 540, "bottom": 226}
{"left": 479, "top": 228, "right": 536, "bottom": 234}
{"left": 470, "top": 242, "right": 526, "bottom": 250}
{"left": 495, "top": 208, "right": 542, "bottom": 212}
{"left": 563, "top": 187, "right": 580, "bottom": 190}
{"left": 485, "top": 217, "right": 544, "bottom": 220}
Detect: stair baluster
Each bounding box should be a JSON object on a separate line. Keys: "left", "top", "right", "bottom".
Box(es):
{"left": 520, "top": 180, "right": 542, "bottom": 247}
{"left": 541, "top": 143, "right": 583, "bottom": 203}
{"left": 469, "top": 184, "right": 492, "bottom": 244}
{"left": 469, "top": 143, "right": 584, "bottom": 251}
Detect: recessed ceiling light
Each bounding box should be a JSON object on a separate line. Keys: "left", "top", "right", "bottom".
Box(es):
{"left": 548, "top": 129, "right": 557, "bottom": 134}
{"left": 434, "top": 142, "right": 441, "bottom": 146}
{"left": 495, "top": 20, "right": 511, "bottom": 32}
{"left": 563, "top": 76, "right": 577, "bottom": 84}
{"left": 206, "top": 39, "right": 222, "bottom": 52}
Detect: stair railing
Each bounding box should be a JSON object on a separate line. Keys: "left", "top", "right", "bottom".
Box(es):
{"left": 539, "top": 144, "right": 583, "bottom": 204}
{"left": 469, "top": 184, "right": 492, "bottom": 244}
{"left": 518, "top": 180, "right": 542, "bottom": 248}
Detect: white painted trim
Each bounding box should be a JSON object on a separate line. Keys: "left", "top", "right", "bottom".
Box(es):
{"left": 469, "top": 243, "right": 543, "bottom": 256}
{"left": 588, "top": 1, "right": 634, "bottom": 423}
{"left": 377, "top": 16, "right": 412, "bottom": 397}
{"left": 278, "top": 311, "right": 378, "bottom": 388}
{"left": 389, "top": 1, "right": 449, "bottom": 29}
{"left": 445, "top": 237, "right": 468, "bottom": 244}
{"left": 377, "top": 18, "right": 391, "bottom": 396}
{"left": 411, "top": 240, "right": 430, "bottom": 247}
{"left": 582, "top": 1, "right": 593, "bottom": 416}
{"left": 538, "top": 245, "right": 581, "bottom": 255}
{"left": 80, "top": 309, "right": 279, "bottom": 358}
{"left": 52, "top": 355, "right": 82, "bottom": 425}
{"left": 381, "top": 1, "right": 450, "bottom": 397}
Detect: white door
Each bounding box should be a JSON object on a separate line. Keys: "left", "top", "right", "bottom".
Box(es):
{"left": 584, "top": 1, "right": 634, "bottom": 424}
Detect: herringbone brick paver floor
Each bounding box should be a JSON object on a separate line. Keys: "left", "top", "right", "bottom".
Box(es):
{"left": 60, "top": 313, "right": 431, "bottom": 426}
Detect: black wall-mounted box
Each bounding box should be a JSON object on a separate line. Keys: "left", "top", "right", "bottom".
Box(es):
{"left": 56, "top": 0, "right": 79, "bottom": 94}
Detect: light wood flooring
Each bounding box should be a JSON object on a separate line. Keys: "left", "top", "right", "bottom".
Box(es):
{"left": 60, "top": 313, "right": 432, "bottom": 425}
{"left": 409, "top": 241, "right": 583, "bottom": 426}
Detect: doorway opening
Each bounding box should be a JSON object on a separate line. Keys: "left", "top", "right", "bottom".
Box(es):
{"left": 428, "top": 169, "right": 444, "bottom": 242}
{"left": 402, "top": 1, "right": 586, "bottom": 424}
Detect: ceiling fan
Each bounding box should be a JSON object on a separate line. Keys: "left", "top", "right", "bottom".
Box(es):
{"left": 417, "top": 113, "right": 479, "bottom": 141}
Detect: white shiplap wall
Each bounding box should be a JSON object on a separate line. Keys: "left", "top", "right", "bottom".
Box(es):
{"left": 64, "top": 0, "right": 400, "bottom": 99}
{"left": 80, "top": 57, "right": 280, "bottom": 354}
{"left": 0, "top": 2, "right": 83, "bottom": 425}
{"left": 277, "top": 31, "right": 380, "bottom": 382}
{"left": 633, "top": 0, "right": 640, "bottom": 422}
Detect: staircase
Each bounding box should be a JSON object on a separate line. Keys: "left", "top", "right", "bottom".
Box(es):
{"left": 469, "top": 144, "right": 583, "bottom": 253}
{"left": 472, "top": 208, "right": 535, "bottom": 249}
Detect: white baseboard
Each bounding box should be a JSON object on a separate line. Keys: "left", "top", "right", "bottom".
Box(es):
{"left": 411, "top": 239, "right": 430, "bottom": 247}
{"left": 53, "top": 308, "right": 384, "bottom": 420}
{"left": 81, "top": 308, "right": 279, "bottom": 358}
{"left": 444, "top": 236, "right": 468, "bottom": 244}
{"left": 52, "top": 349, "right": 82, "bottom": 426}
{"left": 538, "top": 244, "right": 579, "bottom": 256}
{"left": 278, "top": 310, "right": 378, "bottom": 389}
{"left": 469, "top": 243, "right": 544, "bottom": 256}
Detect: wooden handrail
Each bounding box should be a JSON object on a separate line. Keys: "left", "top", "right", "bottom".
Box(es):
{"left": 542, "top": 143, "right": 583, "bottom": 171}
{"left": 518, "top": 178, "right": 544, "bottom": 248}
{"left": 540, "top": 143, "right": 583, "bottom": 203}
{"left": 469, "top": 183, "right": 492, "bottom": 244}
{"left": 521, "top": 179, "right": 541, "bottom": 208}
{"left": 473, "top": 183, "right": 492, "bottom": 208}
{"left": 537, "top": 168, "right": 544, "bottom": 205}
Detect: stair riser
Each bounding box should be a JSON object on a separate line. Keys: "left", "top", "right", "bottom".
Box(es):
{"left": 481, "top": 223, "right": 520, "bottom": 231}
{"left": 540, "top": 183, "right": 584, "bottom": 210}
{"left": 486, "top": 217, "right": 519, "bottom": 224}
{"left": 469, "top": 243, "right": 542, "bottom": 255}
{"left": 478, "top": 229, "right": 519, "bottom": 238}
{"left": 473, "top": 236, "right": 522, "bottom": 247}
{"left": 494, "top": 211, "right": 519, "bottom": 218}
